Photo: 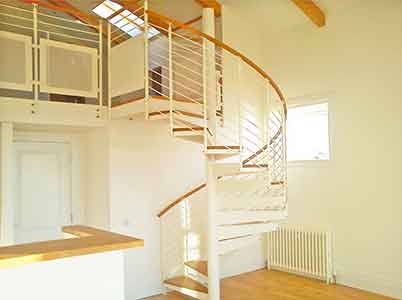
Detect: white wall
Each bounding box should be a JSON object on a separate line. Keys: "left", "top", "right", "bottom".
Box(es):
{"left": 262, "top": 1, "right": 402, "bottom": 298}
{"left": 0, "top": 251, "right": 125, "bottom": 300}
{"left": 85, "top": 127, "right": 111, "bottom": 230}
{"left": 108, "top": 119, "right": 205, "bottom": 299}
{"left": 0, "top": 123, "right": 13, "bottom": 245}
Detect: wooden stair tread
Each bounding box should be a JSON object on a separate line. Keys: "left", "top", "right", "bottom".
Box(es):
{"left": 242, "top": 164, "right": 268, "bottom": 168}
{"left": 207, "top": 145, "right": 240, "bottom": 150}
{"left": 166, "top": 291, "right": 198, "bottom": 300}
{"left": 175, "top": 110, "right": 204, "bottom": 119}
{"left": 149, "top": 110, "right": 204, "bottom": 119}
{"left": 185, "top": 260, "right": 208, "bottom": 276}
{"left": 164, "top": 276, "right": 208, "bottom": 294}
{"left": 173, "top": 127, "right": 204, "bottom": 132}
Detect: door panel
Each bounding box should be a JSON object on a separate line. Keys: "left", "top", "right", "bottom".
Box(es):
{"left": 13, "top": 142, "right": 72, "bottom": 244}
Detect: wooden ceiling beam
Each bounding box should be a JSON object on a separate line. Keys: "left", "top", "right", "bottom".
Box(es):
{"left": 194, "top": 0, "right": 221, "bottom": 17}
{"left": 291, "top": 0, "right": 326, "bottom": 27}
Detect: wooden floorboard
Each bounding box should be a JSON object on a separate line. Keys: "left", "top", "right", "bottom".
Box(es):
{"left": 144, "top": 269, "right": 396, "bottom": 300}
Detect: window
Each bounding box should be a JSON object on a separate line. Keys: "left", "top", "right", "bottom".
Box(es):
{"left": 92, "top": 0, "right": 159, "bottom": 38}
{"left": 287, "top": 102, "right": 330, "bottom": 161}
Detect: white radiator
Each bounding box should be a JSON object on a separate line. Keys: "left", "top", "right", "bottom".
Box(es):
{"left": 267, "top": 227, "right": 334, "bottom": 283}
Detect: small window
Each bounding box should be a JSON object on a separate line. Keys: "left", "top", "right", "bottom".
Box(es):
{"left": 92, "top": 0, "right": 159, "bottom": 38}
{"left": 287, "top": 102, "right": 330, "bottom": 161}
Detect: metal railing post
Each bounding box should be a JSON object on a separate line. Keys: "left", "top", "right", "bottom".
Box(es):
{"left": 32, "top": 4, "right": 38, "bottom": 114}
{"left": 168, "top": 23, "right": 174, "bottom": 134}
{"left": 202, "top": 39, "right": 208, "bottom": 150}
{"left": 98, "top": 20, "right": 103, "bottom": 119}
{"left": 144, "top": 0, "right": 150, "bottom": 120}
{"left": 237, "top": 57, "right": 243, "bottom": 166}
{"left": 107, "top": 22, "right": 112, "bottom": 120}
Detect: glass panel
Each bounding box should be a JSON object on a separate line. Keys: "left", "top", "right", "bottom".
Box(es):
{"left": 128, "top": 27, "right": 141, "bottom": 37}
{"left": 110, "top": 15, "right": 124, "bottom": 24}
{"left": 92, "top": 4, "right": 114, "bottom": 18}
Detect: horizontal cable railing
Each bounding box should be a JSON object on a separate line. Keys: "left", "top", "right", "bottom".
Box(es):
{"left": 149, "top": 8, "right": 288, "bottom": 218}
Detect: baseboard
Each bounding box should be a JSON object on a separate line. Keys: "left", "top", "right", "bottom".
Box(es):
{"left": 336, "top": 268, "right": 402, "bottom": 299}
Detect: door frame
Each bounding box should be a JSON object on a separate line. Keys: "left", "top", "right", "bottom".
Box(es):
{"left": 3, "top": 130, "right": 85, "bottom": 244}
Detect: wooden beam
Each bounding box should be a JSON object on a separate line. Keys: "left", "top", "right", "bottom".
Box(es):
{"left": 194, "top": 0, "right": 221, "bottom": 17}
{"left": 291, "top": 0, "right": 325, "bottom": 27}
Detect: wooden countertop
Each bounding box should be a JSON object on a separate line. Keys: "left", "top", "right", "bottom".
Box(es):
{"left": 0, "top": 225, "right": 144, "bottom": 269}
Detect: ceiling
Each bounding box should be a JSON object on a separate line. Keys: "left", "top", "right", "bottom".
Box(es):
{"left": 222, "top": 0, "right": 363, "bottom": 34}
{"left": 2, "top": 0, "right": 364, "bottom": 34}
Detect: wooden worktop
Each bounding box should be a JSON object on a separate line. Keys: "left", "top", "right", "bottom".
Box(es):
{"left": 0, "top": 225, "right": 144, "bottom": 269}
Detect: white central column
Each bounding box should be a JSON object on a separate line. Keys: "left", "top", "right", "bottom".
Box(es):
{"left": 203, "top": 7, "right": 217, "bottom": 144}
{"left": 203, "top": 7, "right": 220, "bottom": 300}
{"left": 0, "top": 122, "right": 13, "bottom": 246}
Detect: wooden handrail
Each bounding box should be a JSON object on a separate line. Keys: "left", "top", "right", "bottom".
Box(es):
{"left": 158, "top": 127, "right": 283, "bottom": 218}
{"left": 146, "top": 10, "right": 287, "bottom": 117}
{"left": 158, "top": 183, "right": 207, "bottom": 217}
{"left": 154, "top": 9, "right": 288, "bottom": 218}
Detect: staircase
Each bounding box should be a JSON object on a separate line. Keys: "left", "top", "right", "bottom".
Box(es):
{"left": 111, "top": 1, "right": 288, "bottom": 299}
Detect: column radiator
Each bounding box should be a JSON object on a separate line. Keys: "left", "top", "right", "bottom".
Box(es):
{"left": 267, "top": 227, "right": 334, "bottom": 283}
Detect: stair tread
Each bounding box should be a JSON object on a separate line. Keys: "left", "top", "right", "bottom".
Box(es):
{"left": 164, "top": 276, "right": 208, "bottom": 294}
{"left": 173, "top": 127, "right": 204, "bottom": 132}
{"left": 242, "top": 164, "right": 268, "bottom": 168}
{"left": 185, "top": 260, "right": 208, "bottom": 276}
{"left": 175, "top": 110, "right": 204, "bottom": 119}
{"left": 166, "top": 291, "right": 199, "bottom": 300}
{"left": 207, "top": 145, "right": 240, "bottom": 150}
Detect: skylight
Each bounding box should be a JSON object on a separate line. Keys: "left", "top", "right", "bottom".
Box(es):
{"left": 92, "top": 0, "right": 159, "bottom": 38}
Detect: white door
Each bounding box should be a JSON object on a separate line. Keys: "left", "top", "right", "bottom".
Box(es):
{"left": 12, "top": 142, "right": 72, "bottom": 244}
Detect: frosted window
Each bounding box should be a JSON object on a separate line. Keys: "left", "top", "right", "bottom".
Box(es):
{"left": 287, "top": 103, "right": 330, "bottom": 161}
{"left": 47, "top": 46, "right": 93, "bottom": 93}
{"left": 40, "top": 39, "right": 97, "bottom": 97}
{"left": 0, "top": 32, "right": 32, "bottom": 91}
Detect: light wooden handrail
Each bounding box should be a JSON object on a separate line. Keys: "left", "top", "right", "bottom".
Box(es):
{"left": 154, "top": 8, "right": 288, "bottom": 218}
{"left": 146, "top": 9, "right": 287, "bottom": 116}
{"left": 158, "top": 183, "right": 206, "bottom": 217}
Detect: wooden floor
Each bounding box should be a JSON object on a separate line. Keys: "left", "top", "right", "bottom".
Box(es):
{"left": 145, "top": 269, "right": 397, "bottom": 300}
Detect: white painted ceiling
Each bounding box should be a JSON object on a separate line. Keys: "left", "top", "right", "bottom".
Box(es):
{"left": 222, "top": 0, "right": 363, "bottom": 34}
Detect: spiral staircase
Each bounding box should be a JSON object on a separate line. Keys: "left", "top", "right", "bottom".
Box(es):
{"left": 112, "top": 2, "right": 288, "bottom": 299}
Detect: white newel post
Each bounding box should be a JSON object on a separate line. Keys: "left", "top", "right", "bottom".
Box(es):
{"left": 207, "top": 161, "right": 219, "bottom": 300}
{"left": 0, "top": 122, "right": 13, "bottom": 246}
{"left": 144, "top": 0, "right": 150, "bottom": 120}
{"left": 202, "top": 8, "right": 217, "bottom": 145}
{"left": 203, "top": 7, "right": 220, "bottom": 300}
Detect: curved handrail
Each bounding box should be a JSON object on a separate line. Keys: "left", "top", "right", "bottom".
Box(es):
{"left": 153, "top": 10, "right": 287, "bottom": 218}
{"left": 146, "top": 10, "right": 287, "bottom": 117}
{"left": 157, "top": 128, "right": 283, "bottom": 218}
